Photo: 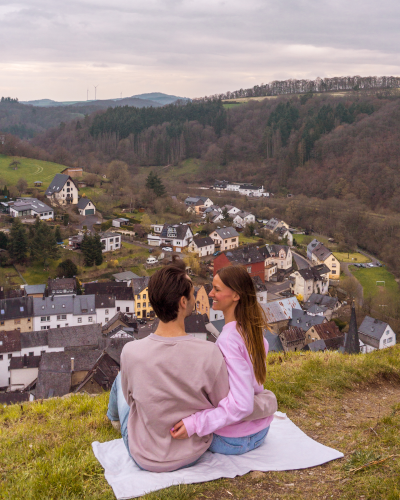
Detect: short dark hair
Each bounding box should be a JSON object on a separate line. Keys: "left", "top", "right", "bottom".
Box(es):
{"left": 148, "top": 259, "right": 192, "bottom": 322}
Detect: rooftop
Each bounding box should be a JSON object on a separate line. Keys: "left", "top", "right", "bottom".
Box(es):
{"left": 223, "top": 246, "right": 264, "bottom": 265}
{"left": 358, "top": 316, "right": 390, "bottom": 340}
{"left": 211, "top": 226, "right": 239, "bottom": 239}
{"left": 260, "top": 297, "right": 301, "bottom": 323}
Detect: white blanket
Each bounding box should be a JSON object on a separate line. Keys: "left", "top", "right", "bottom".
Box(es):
{"left": 92, "top": 412, "right": 344, "bottom": 500}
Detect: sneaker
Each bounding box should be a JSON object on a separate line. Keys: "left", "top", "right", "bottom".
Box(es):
{"left": 111, "top": 420, "right": 121, "bottom": 431}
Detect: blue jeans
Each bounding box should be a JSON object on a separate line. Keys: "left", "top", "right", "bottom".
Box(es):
{"left": 208, "top": 426, "right": 270, "bottom": 455}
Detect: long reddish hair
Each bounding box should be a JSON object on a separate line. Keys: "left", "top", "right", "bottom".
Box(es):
{"left": 217, "top": 266, "right": 268, "bottom": 385}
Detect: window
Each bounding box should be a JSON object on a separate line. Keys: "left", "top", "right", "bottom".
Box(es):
{"left": 78, "top": 317, "right": 82, "bottom": 323}
{"left": 387, "top": 338, "right": 392, "bottom": 343}
{"left": 117, "top": 307, "right": 120, "bottom": 312}
{"left": 41, "top": 316, "right": 50, "bottom": 322}
{"left": 247, "top": 267, "right": 251, "bottom": 273}
{"left": 41, "top": 351, "right": 46, "bottom": 355}
{"left": 56, "top": 315, "right": 67, "bottom": 320}
{"left": 0, "top": 321, "right": 3, "bottom": 326}
{"left": 0, "top": 355, "right": 2, "bottom": 361}
{"left": 148, "top": 302, "right": 151, "bottom": 307}
{"left": 137, "top": 295, "right": 140, "bottom": 300}
{"left": 332, "top": 270, "right": 336, "bottom": 274}
{"left": 105, "top": 318, "right": 109, "bottom": 322}
{"left": 137, "top": 303, "right": 141, "bottom": 308}
{"left": 29, "top": 352, "right": 34, "bottom": 356}
{"left": 14, "top": 319, "right": 21, "bottom": 324}
{"left": 67, "top": 181, "right": 70, "bottom": 186}
{"left": 57, "top": 325, "right": 60, "bottom": 328}
{"left": 126, "top": 307, "right": 129, "bottom": 312}
{"left": 8, "top": 354, "right": 12, "bottom": 359}
{"left": 259, "top": 296, "right": 263, "bottom": 301}
{"left": 88, "top": 317, "right": 93, "bottom": 322}
{"left": 105, "top": 309, "right": 109, "bottom": 314}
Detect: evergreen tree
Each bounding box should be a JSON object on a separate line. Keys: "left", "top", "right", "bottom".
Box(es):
{"left": 93, "top": 234, "right": 103, "bottom": 266}
{"left": 0, "top": 231, "right": 8, "bottom": 250}
{"left": 63, "top": 214, "right": 69, "bottom": 226}
{"left": 80, "top": 234, "right": 103, "bottom": 266}
{"left": 146, "top": 171, "right": 166, "bottom": 197}
{"left": 145, "top": 171, "right": 156, "bottom": 190}
{"left": 55, "top": 225, "right": 62, "bottom": 243}
{"left": 57, "top": 259, "right": 78, "bottom": 278}
{"left": 80, "top": 233, "right": 94, "bottom": 266}
{"left": 31, "top": 221, "right": 58, "bottom": 266}
{"left": 8, "top": 219, "right": 28, "bottom": 263}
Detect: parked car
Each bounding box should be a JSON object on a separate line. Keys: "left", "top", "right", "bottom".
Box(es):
{"left": 162, "top": 247, "right": 173, "bottom": 252}
{"left": 213, "top": 251, "right": 221, "bottom": 256}
{"left": 137, "top": 318, "right": 146, "bottom": 325}
{"left": 146, "top": 257, "right": 158, "bottom": 264}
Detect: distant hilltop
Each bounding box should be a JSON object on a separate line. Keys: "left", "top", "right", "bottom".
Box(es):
{"left": 20, "top": 92, "right": 191, "bottom": 108}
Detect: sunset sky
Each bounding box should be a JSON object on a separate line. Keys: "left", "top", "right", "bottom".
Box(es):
{"left": 1, "top": 0, "right": 399, "bottom": 101}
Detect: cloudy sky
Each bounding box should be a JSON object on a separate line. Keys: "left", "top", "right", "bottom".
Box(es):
{"left": 1, "top": 0, "right": 399, "bottom": 101}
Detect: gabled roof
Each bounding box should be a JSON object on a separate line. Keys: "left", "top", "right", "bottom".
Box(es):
{"left": 307, "top": 239, "right": 320, "bottom": 252}
{"left": 223, "top": 246, "right": 264, "bottom": 265}
{"left": 24, "top": 284, "right": 46, "bottom": 296}
{"left": 290, "top": 309, "right": 325, "bottom": 329}
{"left": 83, "top": 282, "right": 133, "bottom": 301}
{"left": 20, "top": 330, "right": 48, "bottom": 349}
{"left": 36, "top": 349, "right": 103, "bottom": 399}
{"left": 112, "top": 271, "right": 140, "bottom": 281}
{"left": 0, "top": 288, "right": 25, "bottom": 300}
{"left": 211, "top": 226, "right": 239, "bottom": 239}
{"left": 11, "top": 198, "right": 53, "bottom": 214}
{"left": 77, "top": 198, "right": 93, "bottom": 209}
{"left": 266, "top": 244, "right": 290, "bottom": 258}
{"left": 94, "top": 294, "right": 116, "bottom": 309}
{"left": 358, "top": 316, "right": 389, "bottom": 340}
{"left": 192, "top": 236, "right": 214, "bottom": 248}
{"left": 184, "top": 314, "right": 209, "bottom": 334}
{"left": 264, "top": 330, "right": 284, "bottom": 352}
{"left": 297, "top": 265, "right": 328, "bottom": 282}
{"left": 132, "top": 277, "right": 150, "bottom": 296}
{"left": 33, "top": 295, "right": 96, "bottom": 316}
{"left": 264, "top": 218, "right": 280, "bottom": 231}
{"left": 45, "top": 174, "right": 74, "bottom": 195}
{"left": 74, "top": 351, "right": 120, "bottom": 393}
{"left": 0, "top": 329, "right": 21, "bottom": 353}
{"left": 102, "top": 312, "right": 137, "bottom": 332}
{"left": 307, "top": 304, "right": 327, "bottom": 315}
{"left": 304, "top": 293, "right": 339, "bottom": 310}
{"left": 279, "top": 326, "right": 306, "bottom": 344}
{"left": 160, "top": 223, "right": 192, "bottom": 240}
{"left": 252, "top": 276, "right": 267, "bottom": 293}
{"left": 258, "top": 246, "right": 271, "bottom": 259}
{"left": 0, "top": 393, "right": 30, "bottom": 405}
{"left": 0, "top": 296, "right": 33, "bottom": 321}
{"left": 48, "top": 278, "right": 76, "bottom": 294}
{"left": 261, "top": 297, "right": 301, "bottom": 323}
{"left": 47, "top": 324, "right": 102, "bottom": 349}
{"left": 211, "top": 319, "right": 225, "bottom": 333}
{"left": 312, "top": 242, "right": 332, "bottom": 261}
{"left": 311, "top": 321, "right": 342, "bottom": 340}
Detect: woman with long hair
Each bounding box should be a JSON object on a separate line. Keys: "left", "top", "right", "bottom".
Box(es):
{"left": 171, "top": 265, "right": 277, "bottom": 455}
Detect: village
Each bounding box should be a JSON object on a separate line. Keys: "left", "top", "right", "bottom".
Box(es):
{"left": 0, "top": 167, "right": 397, "bottom": 405}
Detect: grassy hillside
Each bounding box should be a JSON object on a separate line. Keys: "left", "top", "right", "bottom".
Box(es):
{"left": 0, "top": 155, "right": 66, "bottom": 187}
{"left": 1, "top": 347, "right": 400, "bottom": 499}
{"left": 350, "top": 265, "right": 400, "bottom": 299}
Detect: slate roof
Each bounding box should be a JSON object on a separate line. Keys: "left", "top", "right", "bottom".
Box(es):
{"left": 303, "top": 337, "right": 344, "bottom": 352}
{"left": 311, "top": 321, "right": 342, "bottom": 340}
{"left": 290, "top": 309, "right": 326, "bottom": 329}
{"left": 211, "top": 319, "right": 225, "bottom": 334}
{"left": 185, "top": 314, "right": 209, "bottom": 334}
{"left": 160, "top": 223, "right": 191, "bottom": 240}
{"left": 77, "top": 198, "right": 92, "bottom": 209}
{"left": 304, "top": 293, "right": 339, "bottom": 310}
{"left": 297, "top": 265, "right": 329, "bottom": 282}
{"left": 264, "top": 218, "right": 280, "bottom": 231}
{"left": 24, "top": 284, "right": 46, "bottom": 296}
{"left": 0, "top": 329, "right": 21, "bottom": 353}
{"left": 10, "top": 355, "right": 41, "bottom": 370}
{"left": 84, "top": 282, "right": 133, "bottom": 301}
{"left": 132, "top": 277, "right": 150, "bottom": 296}
{"left": 112, "top": 271, "right": 140, "bottom": 281}
{"left": 358, "top": 316, "right": 389, "bottom": 340}
{"left": 0, "top": 296, "right": 33, "bottom": 321}
{"left": 252, "top": 276, "right": 268, "bottom": 293}
{"left": 307, "top": 239, "right": 320, "bottom": 254}
{"left": 261, "top": 297, "right": 301, "bottom": 323}
{"left": 266, "top": 244, "right": 290, "bottom": 258}
{"left": 94, "top": 294, "right": 116, "bottom": 309}
{"left": 258, "top": 246, "right": 271, "bottom": 259}
{"left": 45, "top": 173, "right": 71, "bottom": 195}
{"left": 11, "top": 198, "right": 53, "bottom": 214}
{"left": 48, "top": 324, "right": 102, "bottom": 349}
{"left": 312, "top": 243, "right": 332, "bottom": 261}
{"left": 36, "top": 349, "right": 103, "bottom": 399}
{"left": 0, "top": 393, "right": 30, "bottom": 405}
{"left": 102, "top": 312, "right": 137, "bottom": 332}
{"left": 280, "top": 326, "right": 306, "bottom": 344}
{"left": 307, "top": 304, "right": 328, "bottom": 315}
{"left": 20, "top": 330, "right": 48, "bottom": 349}
{"left": 104, "top": 337, "right": 135, "bottom": 364}
{"left": 192, "top": 236, "right": 214, "bottom": 248}
{"left": 264, "top": 330, "right": 284, "bottom": 352}
{"left": 74, "top": 351, "right": 120, "bottom": 393}
{"left": 212, "top": 227, "right": 239, "bottom": 239}
{"left": 224, "top": 246, "right": 264, "bottom": 265}
{"left": 48, "top": 278, "right": 76, "bottom": 294}
{"left": 33, "top": 295, "right": 96, "bottom": 316}
{"left": 99, "top": 231, "right": 120, "bottom": 240}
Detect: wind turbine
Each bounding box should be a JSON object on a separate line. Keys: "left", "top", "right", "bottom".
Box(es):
{"left": 94, "top": 85, "right": 98, "bottom": 101}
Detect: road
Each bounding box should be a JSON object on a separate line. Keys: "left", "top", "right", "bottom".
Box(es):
{"left": 292, "top": 251, "right": 311, "bottom": 270}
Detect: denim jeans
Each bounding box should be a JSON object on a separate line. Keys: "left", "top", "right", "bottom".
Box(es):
{"left": 208, "top": 426, "right": 270, "bottom": 455}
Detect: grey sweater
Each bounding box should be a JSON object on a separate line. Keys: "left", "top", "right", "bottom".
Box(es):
{"left": 120, "top": 333, "right": 277, "bottom": 472}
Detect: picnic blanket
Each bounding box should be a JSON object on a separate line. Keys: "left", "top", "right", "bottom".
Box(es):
{"left": 92, "top": 412, "right": 344, "bottom": 499}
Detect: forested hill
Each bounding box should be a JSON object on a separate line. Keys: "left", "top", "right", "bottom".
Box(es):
{"left": 4, "top": 93, "right": 400, "bottom": 212}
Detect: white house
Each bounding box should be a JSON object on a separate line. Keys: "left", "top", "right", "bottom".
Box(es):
{"left": 263, "top": 244, "right": 293, "bottom": 270}
{"left": 45, "top": 173, "right": 79, "bottom": 205}
{"left": 205, "top": 210, "right": 224, "bottom": 223}
{"left": 112, "top": 271, "right": 140, "bottom": 286}
{"left": 150, "top": 224, "right": 194, "bottom": 252}
{"left": 238, "top": 184, "right": 265, "bottom": 197}
{"left": 209, "top": 227, "right": 239, "bottom": 252}
{"left": 226, "top": 182, "right": 240, "bottom": 192}
{"left": 83, "top": 282, "right": 135, "bottom": 318}
{"left": 9, "top": 354, "right": 41, "bottom": 391}
{"left": 223, "top": 205, "right": 241, "bottom": 215}
{"left": 289, "top": 264, "right": 330, "bottom": 301}
{"left": 150, "top": 224, "right": 164, "bottom": 234}
{"left": 100, "top": 232, "right": 121, "bottom": 252}
{"left": 358, "top": 316, "right": 397, "bottom": 353}
{"left": 77, "top": 198, "right": 96, "bottom": 216}
{"left": 232, "top": 211, "right": 256, "bottom": 227}
{"left": 188, "top": 236, "right": 215, "bottom": 257}
{"left": 9, "top": 198, "right": 54, "bottom": 220}
{"left": 32, "top": 295, "right": 97, "bottom": 331}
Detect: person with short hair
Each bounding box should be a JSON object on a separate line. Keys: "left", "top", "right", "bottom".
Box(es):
{"left": 107, "top": 260, "right": 276, "bottom": 472}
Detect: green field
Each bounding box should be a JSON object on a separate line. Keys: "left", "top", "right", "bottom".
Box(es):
{"left": 0, "top": 155, "right": 66, "bottom": 188}
{"left": 350, "top": 265, "right": 400, "bottom": 299}
{"left": 334, "top": 252, "right": 370, "bottom": 263}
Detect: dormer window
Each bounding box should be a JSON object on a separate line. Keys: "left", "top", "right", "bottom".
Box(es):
{"left": 67, "top": 182, "right": 70, "bottom": 186}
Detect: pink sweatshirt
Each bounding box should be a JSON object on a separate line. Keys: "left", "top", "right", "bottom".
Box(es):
{"left": 183, "top": 321, "right": 274, "bottom": 438}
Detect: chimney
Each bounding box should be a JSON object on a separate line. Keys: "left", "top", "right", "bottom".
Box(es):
{"left": 71, "top": 357, "right": 75, "bottom": 372}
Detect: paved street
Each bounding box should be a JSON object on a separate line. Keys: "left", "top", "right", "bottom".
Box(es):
{"left": 293, "top": 251, "right": 311, "bottom": 270}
